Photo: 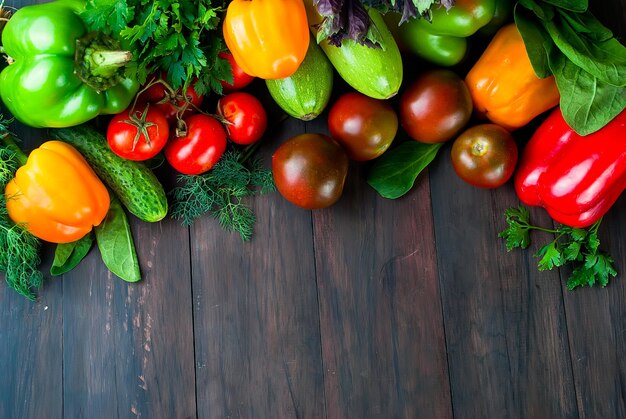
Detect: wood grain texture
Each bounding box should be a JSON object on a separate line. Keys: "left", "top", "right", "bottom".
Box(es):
{"left": 429, "top": 151, "right": 578, "bottom": 418}
{"left": 191, "top": 115, "right": 325, "bottom": 419}
{"left": 62, "top": 217, "right": 196, "bottom": 419}
{"left": 309, "top": 119, "right": 452, "bottom": 419}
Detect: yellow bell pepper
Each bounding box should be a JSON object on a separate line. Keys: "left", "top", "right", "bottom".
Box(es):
{"left": 465, "top": 23, "right": 560, "bottom": 130}
{"left": 5, "top": 141, "right": 110, "bottom": 243}
{"left": 222, "top": 0, "right": 310, "bottom": 80}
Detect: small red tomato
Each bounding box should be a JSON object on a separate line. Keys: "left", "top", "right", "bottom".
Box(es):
{"left": 217, "top": 92, "right": 268, "bottom": 145}
{"left": 139, "top": 75, "right": 204, "bottom": 122}
{"left": 164, "top": 114, "right": 228, "bottom": 175}
{"left": 272, "top": 133, "right": 349, "bottom": 209}
{"left": 451, "top": 124, "right": 518, "bottom": 188}
{"left": 328, "top": 92, "right": 398, "bottom": 161}
{"left": 107, "top": 105, "right": 169, "bottom": 161}
{"left": 400, "top": 69, "right": 473, "bottom": 144}
{"left": 219, "top": 52, "right": 255, "bottom": 92}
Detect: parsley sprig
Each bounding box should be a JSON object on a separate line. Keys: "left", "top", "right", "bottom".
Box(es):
{"left": 170, "top": 147, "right": 275, "bottom": 241}
{"left": 499, "top": 206, "right": 618, "bottom": 289}
{"left": 83, "top": 0, "right": 231, "bottom": 94}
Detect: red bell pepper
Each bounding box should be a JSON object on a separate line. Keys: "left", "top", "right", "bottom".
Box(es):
{"left": 515, "top": 107, "right": 626, "bottom": 228}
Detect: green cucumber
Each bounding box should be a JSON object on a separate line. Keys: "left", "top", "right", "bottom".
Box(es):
{"left": 266, "top": 38, "right": 333, "bottom": 121}
{"left": 306, "top": 5, "right": 403, "bottom": 99}
{"left": 50, "top": 125, "right": 168, "bottom": 222}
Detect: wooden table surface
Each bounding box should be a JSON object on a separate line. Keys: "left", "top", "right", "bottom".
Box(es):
{"left": 2, "top": 1, "right": 626, "bottom": 418}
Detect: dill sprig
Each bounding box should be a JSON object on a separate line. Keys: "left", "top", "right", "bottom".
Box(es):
{"left": 0, "top": 133, "right": 44, "bottom": 301}
{"left": 170, "top": 149, "right": 275, "bottom": 241}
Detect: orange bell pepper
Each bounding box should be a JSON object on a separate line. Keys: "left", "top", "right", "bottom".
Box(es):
{"left": 465, "top": 23, "right": 560, "bottom": 130}
{"left": 222, "top": 0, "right": 310, "bottom": 80}
{"left": 5, "top": 141, "right": 110, "bottom": 243}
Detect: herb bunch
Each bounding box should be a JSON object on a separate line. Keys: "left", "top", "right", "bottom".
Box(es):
{"left": 0, "top": 125, "right": 43, "bottom": 301}
{"left": 170, "top": 149, "right": 275, "bottom": 241}
{"left": 499, "top": 206, "right": 617, "bottom": 290}
{"left": 515, "top": 0, "right": 626, "bottom": 135}
{"left": 83, "top": 0, "right": 232, "bottom": 95}
{"left": 313, "top": 0, "right": 455, "bottom": 47}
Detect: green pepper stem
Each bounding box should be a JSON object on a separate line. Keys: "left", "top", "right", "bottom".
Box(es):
{"left": 86, "top": 50, "right": 132, "bottom": 78}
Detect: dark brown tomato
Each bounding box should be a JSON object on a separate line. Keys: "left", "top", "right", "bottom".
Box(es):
{"left": 328, "top": 92, "right": 398, "bottom": 161}
{"left": 400, "top": 69, "right": 473, "bottom": 144}
{"left": 450, "top": 124, "right": 518, "bottom": 188}
{"left": 272, "top": 133, "right": 349, "bottom": 209}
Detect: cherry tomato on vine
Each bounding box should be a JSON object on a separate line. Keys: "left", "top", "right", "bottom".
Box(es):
{"left": 107, "top": 105, "right": 169, "bottom": 161}
{"left": 451, "top": 124, "right": 518, "bottom": 188}
{"left": 328, "top": 92, "right": 398, "bottom": 161}
{"left": 164, "top": 114, "right": 227, "bottom": 175}
{"left": 217, "top": 92, "right": 267, "bottom": 145}
{"left": 272, "top": 133, "right": 349, "bottom": 209}
{"left": 139, "top": 75, "right": 204, "bottom": 122}
{"left": 219, "top": 51, "right": 255, "bottom": 92}
{"left": 400, "top": 69, "right": 473, "bottom": 144}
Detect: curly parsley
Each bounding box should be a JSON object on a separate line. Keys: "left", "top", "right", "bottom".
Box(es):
{"left": 499, "top": 206, "right": 618, "bottom": 290}
{"left": 83, "top": 0, "right": 232, "bottom": 94}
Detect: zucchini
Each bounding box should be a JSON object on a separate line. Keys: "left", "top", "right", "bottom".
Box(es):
{"left": 305, "top": 3, "right": 403, "bottom": 100}
{"left": 50, "top": 125, "right": 168, "bottom": 222}
{"left": 266, "top": 38, "right": 333, "bottom": 121}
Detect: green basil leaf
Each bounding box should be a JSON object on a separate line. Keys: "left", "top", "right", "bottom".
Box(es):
{"left": 544, "top": 15, "right": 626, "bottom": 87}
{"left": 95, "top": 195, "right": 141, "bottom": 283}
{"left": 50, "top": 233, "right": 94, "bottom": 276}
{"left": 367, "top": 141, "right": 442, "bottom": 199}
{"left": 549, "top": 50, "right": 626, "bottom": 135}
{"left": 515, "top": 3, "right": 553, "bottom": 78}
{"left": 541, "top": 0, "right": 587, "bottom": 13}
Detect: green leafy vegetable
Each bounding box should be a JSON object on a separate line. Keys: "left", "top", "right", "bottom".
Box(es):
{"left": 94, "top": 194, "right": 141, "bottom": 282}
{"left": 83, "top": 0, "right": 231, "bottom": 94}
{"left": 170, "top": 149, "right": 275, "bottom": 241}
{"left": 367, "top": 141, "right": 442, "bottom": 199}
{"left": 0, "top": 123, "right": 43, "bottom": 301}
{"left": 499, "top": 205, "right": 617, "bottom": 289}
{"left": 50, "top": 233, "right": 94, "bottom": 276}
{"left": 515, "top": 0, "right": 626, "bottom": 135}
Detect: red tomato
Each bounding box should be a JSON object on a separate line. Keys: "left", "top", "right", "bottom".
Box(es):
{"left": 217, "top": 92, "right": 267, "bottom": 145}
{"left": 328, "top": 92, "right": 398, "bottom": 161}
{"left": 272, "top": 133, "right": 349, "bottom": 209}
{"left": 107, "top": 106, "right": 169, "bottom": 161}
{"left": 164, "top": 114, "right": 228, "bottom": 175}
{"left": 451, "top": 124, "right": 518, "bottom": 188}
{"left": 139, "top": 76, "right": 204, "bottom": 122}
{"left": 400, "top": 69, "right": 473, "bottom": 144}
{"left": 219, "top": 52, "right": 255, "bottom": 92}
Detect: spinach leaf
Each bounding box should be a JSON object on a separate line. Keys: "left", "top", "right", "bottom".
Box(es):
{"left": 95, "top": 195, "right": 141, "bottom": 283}
{"left": 544, "top": 15, "right": 626, "bottom": 87}
{"left": 540, "top": 0, "right": 587, "bottom": 13}
{"left": 557, "top": 9, "right": 613, "bottom": 42}
{"left": 515, "top": 3, "right": 552, "bottom": 78}
{"left": 367, "top": 141, "right": 442, "bottom": 199}
{"left": 50, "top": 233, "right": 94, "bottom": 276}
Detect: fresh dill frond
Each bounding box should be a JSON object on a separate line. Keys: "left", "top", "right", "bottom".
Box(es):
{"left": 170, "top": 150, "right": 275, "bottom": 241}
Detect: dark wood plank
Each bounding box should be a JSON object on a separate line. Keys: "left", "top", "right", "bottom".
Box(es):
{"left": 62, "top": 217, "right": 196, "bottom": 419}
{"left": 429, "top": 145, "right": 578, "bottom": 418}
{"left": 191, "top": 116, "right": 325, "bottom": 419}
{"left": 309, "top": 120, "right": 452, "bottom": 418}
{"left": 561, "top": 5, "right": 626, "bottom": 419}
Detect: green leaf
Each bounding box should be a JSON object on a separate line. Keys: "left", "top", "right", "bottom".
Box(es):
{"left": 50, "top": 233, "right": 94, "bottom": 276}
{"left": 557, "top": 9, "right": 613, "bottom": 42}
{"left": 536, "top": 241, "right": 563, "bottom": 270}
{"left": 94, "top": 195, "right": 141, "bottom": 283}
{"left": 367, "top": 141, "right": 442, "bottom": 199}
{"left": 549, "top": 51, "right": 626, "bottom": 135}
{"left": 544, "top": 15, "right": 626, "bottom": 87}
{"left": 562, "top": 241, "right": 582, "bottom": 262}
{"left": 514, "top": 3, "right": 553, "bottom": 78}
{"left": 499, "top": 206, "right": 532, "bottom": 251}
{"left": 541, "top": 0, "right": 587, "bottom": 12}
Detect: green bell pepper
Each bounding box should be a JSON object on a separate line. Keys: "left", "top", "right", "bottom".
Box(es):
{"left": 0, "top": 0, "right": 140, "bottom": 128}
{"left": 396, "top": 0, "right": 511, "bottom": 66}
